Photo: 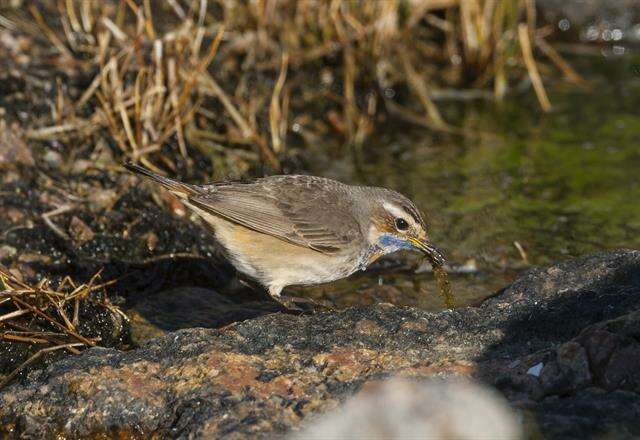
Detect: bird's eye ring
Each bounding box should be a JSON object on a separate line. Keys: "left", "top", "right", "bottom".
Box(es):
{"left": 395, "top": 218, "right": 409, "bottom": 231}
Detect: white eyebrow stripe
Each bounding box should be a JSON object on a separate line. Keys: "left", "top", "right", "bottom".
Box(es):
{"left": 382, "top": 202, "right": 409, "bottom": 220}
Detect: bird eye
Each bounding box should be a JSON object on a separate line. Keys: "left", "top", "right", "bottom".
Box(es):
{"left": 395, "top": 218, "right": 409, "bottom": 231}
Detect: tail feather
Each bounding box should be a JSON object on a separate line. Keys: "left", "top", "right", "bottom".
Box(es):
{"left": 123, "top": 162, "right": 197, "bottom": 197}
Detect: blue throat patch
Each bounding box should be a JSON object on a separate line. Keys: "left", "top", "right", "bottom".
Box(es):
{"left": 378, "top": 234, "right": 414, "bottom": 251}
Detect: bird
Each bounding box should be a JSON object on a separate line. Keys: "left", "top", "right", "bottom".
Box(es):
{"left": 124, "top": 163, "right": 445, "bottom": 309}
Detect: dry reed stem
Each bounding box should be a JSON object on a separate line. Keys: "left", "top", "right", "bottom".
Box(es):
{"left": 492, "top": 0, "right": 507, "bottom": 100}
{"left": 26, "top": 0, "right": 230, "bottom": 170}
{"left": 17, "top": 0, "right": 571, "bottom": 171}
{"left": 535, "top": 37, "right": 587, "bottom": 87}
{"left": 198, "top": 72, "right": 281, "bottom": 170}
{"left": 29, "top": 4, "right": 73, "bottom": 60}
{"left": 400, "top": 51, "right": 445, "bottom": 127}
{"left": 518, "top": 23, "right": 551, "bottom": 112}
{"left": 269, "top": 52, "right": 289, "bottom": 154}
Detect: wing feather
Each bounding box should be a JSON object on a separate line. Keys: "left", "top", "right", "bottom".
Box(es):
{"left": 188, "top": 176, "right": 362, "bottom": 254}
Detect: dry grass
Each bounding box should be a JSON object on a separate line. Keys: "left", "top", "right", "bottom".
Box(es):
{"left": 22, "top": 1, "right": 229, "bottom": 172}
{"left": 4, "top": 0, "right": 579, "bottom": 174}
{"left": 0, "top": 265, "right": 124, "bottom": 388}
{"left": 0, "top": 0, "right": 584, "bottom": 387}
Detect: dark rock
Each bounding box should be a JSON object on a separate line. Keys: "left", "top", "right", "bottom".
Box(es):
{"left": 576, "top": 311, "right": 640, "bottom": 392}
{"left": 125, "top": 286, "right": 280, "bottom": 345}
{"left": 0, "top": 250, "right": 639, "bottom": 439}
{"left": 532, "top": 388, "right": 640, "bottom": 439}
{"left": 537, "top": 341, "right": 592, "bottom": 398}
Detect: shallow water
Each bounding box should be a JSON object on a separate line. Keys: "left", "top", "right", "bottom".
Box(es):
{"left": 304, "top": 55, "right": 640, "bottom": 310}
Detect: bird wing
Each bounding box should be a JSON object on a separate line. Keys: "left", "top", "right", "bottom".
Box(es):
{"left": 187, "top": 176, "right": 363, "bottom": 254}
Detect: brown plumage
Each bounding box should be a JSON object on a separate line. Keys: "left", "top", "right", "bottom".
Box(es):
{"left": 123, "top": 163, "right": 444, "bottom": 307}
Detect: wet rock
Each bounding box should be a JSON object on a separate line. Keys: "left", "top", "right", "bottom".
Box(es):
{"left": 532, "top": 388, "right": 640, "bottom": 439}
{"left": 0, "top": 250, "right": 639, "bottom": 438}
{"left": 292, "top": 378, "right": 522, "bottom": 439}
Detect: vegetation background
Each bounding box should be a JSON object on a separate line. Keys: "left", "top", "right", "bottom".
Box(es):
{"left": 2, "top": 0, "right": 638, "bottom": 388}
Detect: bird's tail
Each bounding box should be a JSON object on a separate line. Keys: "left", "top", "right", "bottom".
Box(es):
{"left": 123, "top": 162, "right": 197, "bottom": 197}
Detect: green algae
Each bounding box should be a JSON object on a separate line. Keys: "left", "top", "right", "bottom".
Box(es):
{"left": 307, "top": 55, "right": 640, "bottom": 310}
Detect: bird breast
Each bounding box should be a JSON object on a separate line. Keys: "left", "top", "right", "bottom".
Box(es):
{"left": 190, "top": 203, "right": 363, "bottom": 288}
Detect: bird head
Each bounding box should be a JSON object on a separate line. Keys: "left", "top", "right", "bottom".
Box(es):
{"left": 366, "top": 189, "right": 445, "bottom": 266}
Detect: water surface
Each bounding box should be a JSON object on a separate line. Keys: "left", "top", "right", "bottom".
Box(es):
{"left": 305, "top": 55, "right": 640, "bottom": 310}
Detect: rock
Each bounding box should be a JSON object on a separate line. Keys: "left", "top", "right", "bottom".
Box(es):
{"left": 125, "top": 286, "right": 280, "bottom": 345}
{"left": 576, "top": 311, "right": 640, "bottom": 391}
{"left": 532, "top": 388, "right": 640, "bottom": 439}
{"left": 292, "top": 377, "right": 522, "bottom": 439}
{"left": 537, "top": 341, "right": 592, "bottom": 398}
{"left": 0, "top": 120, "right": 33, "bottom": 168}
{"left": 89, "top": 188, "right": 119, "bottom": 212}
{"left": 5, "top": 208, "right": 24, "bottom": 224}
{"left": 68, "top": 216, "right": 95, "bottom": 245}
{"left": 0, "top": 250, "right": 639, "bottom": 438}
{"left": 0, "top": 245, "right": 17, "bottom": 260}
{"left": 141, "top": 231, "right": 159, "bottom": 251}
{"left": 42, "top": 150, "right": 63, "bottom": 168}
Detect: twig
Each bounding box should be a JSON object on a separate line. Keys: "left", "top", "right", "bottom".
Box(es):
{"left": 10, "top": 296, "right": 95, "bottom": 347}
{"left": 0, "top": 309, "right": 31, "bottom": 323}
{"left": 29, "top": 4, "right": 73, "bottom": 59}
{"left": 41, "top": 205, "right": 74, "bottom": 241}
{"left": 1, "top": 333, "right": 49, "bottom": 344}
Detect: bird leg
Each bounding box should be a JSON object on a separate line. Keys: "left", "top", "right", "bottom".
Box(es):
{"left": 269, "top": 287, "right": 334, "bottom": 312}
{"left": 272, "top": 295, "right": 305, "bottom": 312}
{"left": 278, "top": 294, "right": 335, "bottom": 312}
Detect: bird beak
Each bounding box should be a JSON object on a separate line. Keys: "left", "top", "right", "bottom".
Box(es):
{"left": 409, "top": 237, "right": 446, "bottom": 266}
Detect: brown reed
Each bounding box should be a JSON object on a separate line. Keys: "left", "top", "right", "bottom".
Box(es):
{"left": 8, "top": 0, "right": 579, "bottom": 174}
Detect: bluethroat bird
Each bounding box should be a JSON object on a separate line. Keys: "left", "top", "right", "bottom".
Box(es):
{"left": 124, "top": 163, "right": 445, "bottom": 308}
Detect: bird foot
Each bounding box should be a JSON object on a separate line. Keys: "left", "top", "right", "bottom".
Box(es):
{"left": 273, "top": 295, "right": 335, "bottom": 313}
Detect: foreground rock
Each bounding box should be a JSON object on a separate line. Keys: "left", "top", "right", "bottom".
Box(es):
{"left": 293, "top": 378, "right": 522, "bottom": 439}
{"left": 1, "top": 250, "right": 639, "bottom": 438}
